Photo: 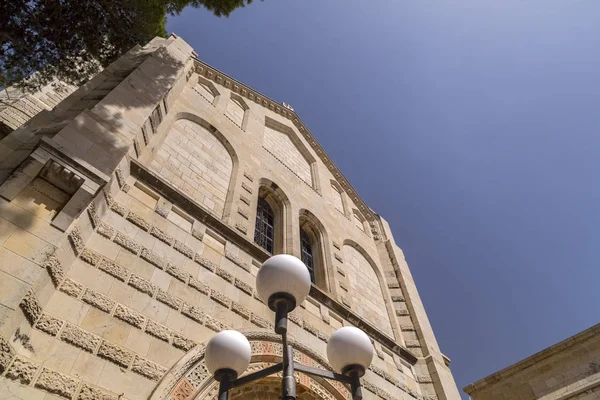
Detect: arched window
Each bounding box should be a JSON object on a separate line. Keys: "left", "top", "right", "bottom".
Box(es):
{"left": 254, "top": 197, "right": 274, "bottom": 253}
{"left": 300, "top": 229, "right": 315, "bottom": 283}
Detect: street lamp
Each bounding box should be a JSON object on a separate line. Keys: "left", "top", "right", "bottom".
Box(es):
{"left": 205, "top": 254, "right": 373, "bottom": 400}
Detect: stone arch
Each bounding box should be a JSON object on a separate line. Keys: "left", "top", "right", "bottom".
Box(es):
{"left": 299, "top": 209, "right": 331, "bottom": 291}
{"left": 149, "top": 331, "right": 348, "bottom": 400}
{"left": 342, "top": 240, "right": 394, "bottom": 338}
{"left": 254, "top": 178, "right": 292, "bottom": 254}
{"left": 149, "top": 112, "right": 239, "bottom": 218}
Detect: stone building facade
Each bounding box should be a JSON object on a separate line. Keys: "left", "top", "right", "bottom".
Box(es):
{"left": 0, "top": 35, "right": 461, "bottom": 400}
{"left": 464, "top": 324, "right": 600, "bottom": 400}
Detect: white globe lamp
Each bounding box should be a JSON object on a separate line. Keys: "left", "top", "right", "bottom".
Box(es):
{"left": 327, "top": 326, "right": 373, "bottom": 376}
{"left": 205, "top": 330, "right": 251, "bottom": 381}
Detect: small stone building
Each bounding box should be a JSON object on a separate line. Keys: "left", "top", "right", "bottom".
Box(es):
{"left": 0, "top": 35, "right": 461, "bottom": 400}
{"left": 464, "top": 324, "right": 600, "bottom": 400}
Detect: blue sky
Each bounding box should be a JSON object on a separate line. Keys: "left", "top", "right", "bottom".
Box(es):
{"left": 167, "top": 1, "right": 600, "bottom": 397}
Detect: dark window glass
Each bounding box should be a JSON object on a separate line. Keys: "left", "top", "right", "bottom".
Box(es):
{"left": 300, "top": 229, "right": 315, "bottom": 283}
{"left": 254, "top": 198, "right": 274, "bottom": 253}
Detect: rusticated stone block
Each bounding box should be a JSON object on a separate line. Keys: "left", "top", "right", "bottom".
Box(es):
{"left": 332, "top": 241, "right": 341, "bottom": 250}
{"left": 234, "top": 278, "right": 253, "bottom": 295}
{"left": 241, "top": 182, "right": 253, "bottom": 194}
{"left": 188, "top": 277, "right": 209, "bottom": 294}
{"left": 253, "top": 291, "right": 265, "bottom": 304}
{"left": 35, "top": 367, "right": 79, "bottom": 398}
{"left": 44, "top": 253, "right": 64, "bottom": 286}
{"left": 98, "top": 259, "right": 129, "bottom": 281}
{"left": 391, "top": 295, "right": 405, "bottom": 302}
{"left": 205, "top": 316, "right": 226, "bottom": 332}
{"left": 250, "top": 314, "right": 273, "bottom": 329}
{"left": 388, "top": 282, "right": 400, "bottom": 289}
{"left": 239, "top": 195, "right": 251, "bottom": 205}
{"left": 82, "top": 288, "right": 116, "bottom": 313}
{"left": 97, "top": 222, "right": 116, "bottom": 239}
{"left": 225, "top": 251, "right": 250, "bottom": 272}
{"left": 304, "top": 322, "right": 327, "bottom": 342}
{"left": 235, "top": 223, "right": 247, "bottom": 234}
{"left": 103, "top": 189, "right": 114, "bottom": 206}
{"left": 339, "top": 281, "right": 348, "bottom": 291}
{"left": 5, "top": 356, "right": 38, "bottom": 384}
{"left": 194, "top": 254, "right": 215, "bottom": 272}
{"left": 68, "top": 226, "right": 85, "bottom": 254}
{"left": 166, "top": 263, "right": 189, "bottom": 283}
{"left": 155, "top": 205, "right": 170, "bottom": 218}
{"left": 417, "top": 375, "right": 434, "bottom": 384}
{"left": 191, "top": 228, "right": 204, "bottom": 241}
{"left": 126, "top": 212, "right": 151, "bottom": 231}
{"left": 141, "top": 247, "right": 166, "bottom": 269}
{"left": 97, "top": 340, "right": 134, "bottom": 368}
{"left": 401, "top": 325, "right": 416, "bottom": 331}
{"left": 80, "top": 248, "right": 103, "bottom": 266}
{"left": 132, "top": 356, "right": 167, "bottom": 381}
{"left": 114, "top": 167, "right": 126, "bottom": 188}
{"left": 288, "top": 313, "right": 303, "bottom": 327}
{"left": 336, "top": 267, "right": 346, "bottom": 277}
{"left": 396, "top": 309, "right": 409, "bottom": 316}
{"left": 87, "top": 203, "right": 100, "bottom": 228}
{"left": 156, "top": 289, "right": 182, "bottom": 310}
{"left": 20, "top": 290, "right": 42, "bottom": 325}
{"left": 210, "top": 291, "right": 232, "bottom": 308}
{"left": 405, "top": 340, "right": 421, "bottom": 348}
{"left": 59, "top": 278, "right": 84, "bottom": 298}
{"left": 172, "top": 333, "right": 196, "bottom": 351}
{"left": 0, "top": 336, "right": 15, "bottom": 373}
{"left": 215, "top": 267, "right": 233, "bottom": 283}
{"left": 334, "top": 253, "right": 343, "bottom": 262}
{"left": 150, "top": 226, "right": 174, "bottom": 245}
{"left": 61, "top": 323, "right": 100, "bottom": 352}
{"left": 173, "top": 240, "right": 194, "bottom": 259}
{"left": 110, "top": 201, "right": 127, "bottom": 216}
{"left": 77, "top": 383, "right": 117, "bottom": 400}
{"left": 113, "top": 232, "right": 141, "bottom": 255}
{"left": 35, "top": 313, "right": 64, "bottom": 336}
{"left": 145, "top": 320, "right": 171, "bottom": 342}
{"left": 181, "top": 303, "right": 205, "bottom": 323}
{"left": 128, "top": 274, "right": 156, "bottom": 296}
{"left": 114, "top": 304, "right": 145, "bottom": 328}
{"left": 231, "top": 302, "right": 250, "bottom": 319}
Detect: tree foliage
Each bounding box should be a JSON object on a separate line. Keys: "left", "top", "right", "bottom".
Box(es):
{"left": 0, "top": 0, "right": 260, "bottom": 92}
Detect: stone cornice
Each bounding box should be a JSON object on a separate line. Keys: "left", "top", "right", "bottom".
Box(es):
{"left": 463, "top": 323, "right": 600, "bottom": 394}
{"left": 192, "top": 58, "right": 377, "bottom": 223}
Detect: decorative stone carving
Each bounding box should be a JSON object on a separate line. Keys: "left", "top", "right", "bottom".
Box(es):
{"left": 80, "top": 248, "right": 102, "bottom": 266}
{"left": 114, "top": 167, "right": 126, "bottom": 189}
{"left": 171, "top": 378, "right": 196, "bottom": 400}
{"left": 250, "top": 314, "right": 273, "bottom": 329}
{"left": 405, "top": 340, "right": 421, "bottom": 348}
{"left": 188, "top": 277, "right": 209, "bottom": 295}
{"left": 173, "top": 334, "right": 196, "bottom": 352}
{"left": 44, "top": 253, "right": 64, "bottom": 286}
{"left": 133, "top": 356, "right": 167, "bottom": 381}
{"left": 166, "top": 263, "right": 189, "bottom": 283}
{"left": 35, "top": 367, "right": 79, "bottom": 398}
{"left": 126, "top": 212, "right": 151, "bottom": 231}
{"left": 60, "top": 323, "right": 100, "bottom": 353}
{"left": 114, "top": 305, "right": 146, "bottom": 328}
{"left": 303, "top": 322, "right": 327, "bottom": 342}
{"left": 194, "top": 254, "right": 216, "bottom": 272}
{"left": 35, "top": 313, "right": 64, "bottom": 336}
{"left": 128, "top": 274, "right": 157, "bottom": 296}
{"left": 82, "top": 288, "right": 115, "bottom": 313}
{"left": 205, "top": 315, "right": 226, "bottom": 332}
{"left": 288, "top": 312, "right": 303, "bottom": 327}
{"left": 77, "top": 383, "right": 118, "bottom": 400}
{"left": 97, "top": 340, "right": 134, "bottom": 368}
{"left": 156, "top": 289, "right": 182, "bottom": 310}
{"left": 173, "top": 240, "right": 194, "bottom": 259}
{"left": 391, "top": 295, "right": 405, "bottom": 302}
{"left": 141, "top": 247, "right": 167, "bottom": 269}
{"left": 110, "top": 201, "right": 128, "bottom": 216}
{"left": 210, "top": 291, "right": 232, "bottom": 308}
{"left": 97, "top": 222, "right": 116, "bottom": 239}
{"left": 388, "top": 282, "right": 400, "bottom": 289}
{"left": 181, "top": 303, "right": 205, "bottom": 324}
{"left": 396, "top": 309, "right": 409, "bottom": 316}
{"left": 215, "top": 267, "right": 233, "bottom": 283}
{"left": 59, "top": 278, "right": 85, "bottom": 297}
{"left": 225, "top": 251, "right": 250, "bottom": 272}
{"left": 417, "top": 375, "right": 434, "bottom": 384}
{"left": 234, "top": 278, "right": 253, "bottom": 295}
{"left": 113, "top": 232, "right": 141, "bottom": 255}
{"left": 0, "top": 336, "right": 15, "bottom": 373}
{"left": 98, "top": 259, "right": 129, "bottom": 281}
{"left": 150, "top": 226, "right": 174, "bottom": 245}
{"left": 20, "top": 290, "right": 42, "bottom": 324}
{"left": 5, "top": 356, "right": 38, "bottom": 384}
{"left": 87, "top": 203, "right": 100, "bottom": 228}
{"left": 145, "top": 320, "right": 172, "bottom": 343}
{"left": 231, "top": 302, "right": 250, "bottom": 319}
{"left": 68, "top": 226, "right": 85, "bottom": 254}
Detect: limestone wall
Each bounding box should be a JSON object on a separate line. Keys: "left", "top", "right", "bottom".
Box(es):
{"left": 0, "top": 34, "right": 460, "bottom": 400}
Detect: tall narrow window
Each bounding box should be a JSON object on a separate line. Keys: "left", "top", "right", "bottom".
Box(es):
{"left": 300, "top": 229, "right": 315, "bottom": 283}
{"left": 254, "top": 198, "right": 274, "bottom": 253}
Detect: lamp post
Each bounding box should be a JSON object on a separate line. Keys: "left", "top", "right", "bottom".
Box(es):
{"left": 205, "top": 254, "right": 373, "bottom": 400}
